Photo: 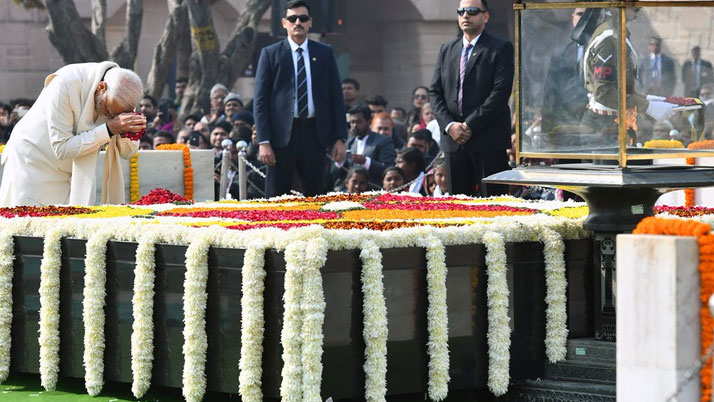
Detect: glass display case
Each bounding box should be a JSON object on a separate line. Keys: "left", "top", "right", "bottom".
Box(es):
{"left": 515, "top": 1, "right": 714, "bottom": 166}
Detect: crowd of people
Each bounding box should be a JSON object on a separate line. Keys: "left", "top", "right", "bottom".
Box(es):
{"left": 0, "top": 0, "right": 516, "bottom": 205}
{"left": 0, "top": 75, "right": 453, "bottom": 200}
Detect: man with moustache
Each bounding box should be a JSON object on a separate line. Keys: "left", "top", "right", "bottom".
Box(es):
{"left": 430, "top": 0, "right": 514, "bottom": 196}
{"left": 253, "top": 0, "right": 347, "bottom": 197}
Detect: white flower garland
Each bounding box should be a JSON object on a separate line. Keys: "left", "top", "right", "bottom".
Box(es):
{"left": 238, "top": 241, "right": 267, "bottom": 402}
{"left": 301, "top": 237, "right": 328, "bottom": 402}
{"left": 539, "top": 229, "right": 568, "bottom": 363}
{"left": 359, "top": 240, "right": 388, "bottom": 402}
{"left": 38, "top": 228, "right": 66, "bottom": 391}
{"left": 131, "top": 231, "right": 160, "bottom": 398}
{"left": 482, "top": 231, "right": 511, "bottom": 396}
{"left": 182, "top": 233, "right": 211, "bottom": 402}
{"left": 83, "top": 230, "right": 113, "bottom": 396}
{"left": 281, "top": 241, "right": 306, "bottom": 402}
{"left": 422, "top": 235, "right": 450, "bottom": 401}
{"left": 0, "top": 231, "right": 15, "bottom": 383}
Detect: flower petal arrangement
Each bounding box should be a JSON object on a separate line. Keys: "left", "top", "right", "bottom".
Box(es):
{"left": 3, "top": 191, "right": 713, "bottom": 400}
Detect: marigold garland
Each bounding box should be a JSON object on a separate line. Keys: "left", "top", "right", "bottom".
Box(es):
{"left": 0, "top": 144, "right": 5, "bottom": 153}
{"left": 129, "top": 154, "right": 140, "bottom": 203}
{"left": 633, "top": 217, "right": 714, "bottom": 402}
{"left": 684, "top": 141, "right": 714, "bottom": 207}
{"left": 643, "top": 139, "right": 684, "bottom": 149}
{"left": 156, "top": 144, "right": 194, "bottom": 201}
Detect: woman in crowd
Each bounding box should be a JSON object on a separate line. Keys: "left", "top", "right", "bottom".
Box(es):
{"left": 381, "top": 166, "right": 406, "bottom": 192}
{"left": 395, "top": 147, "right": 427, "bottom": 195}
{"left": 345, "top": 167, "right": 369, "bottom": 194}
{"left": 406, "top": 86, "right": 429, "bottom": 131}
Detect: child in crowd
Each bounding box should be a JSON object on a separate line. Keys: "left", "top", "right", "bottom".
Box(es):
{"left": 395, "top": 147, "right": 427, "bottom": 195}
{"left": 345, "top": 167, "right": 369, "bottom": 194}
{"left": 432, "top": 159, "right": 449, "bottom": 196}
{"left": 381, "top": 166, "right": 406, "bottom": 192}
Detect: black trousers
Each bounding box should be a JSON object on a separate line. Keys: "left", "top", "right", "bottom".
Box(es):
{"left": 265, "top": 118, "right": 327, "bottom": 197}
{"left": 446, "top": 148, "right": 510, "bottom": 197}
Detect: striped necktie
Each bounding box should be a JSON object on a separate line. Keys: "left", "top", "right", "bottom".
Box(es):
{"left": 458, "top": 43, "right": 473, "bottom": 116}
{"left": 296, "top": 47, "right": 308, "bottom": 119}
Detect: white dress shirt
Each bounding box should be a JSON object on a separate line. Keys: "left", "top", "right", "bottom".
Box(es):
{"left": 445, "top": 34, "right": 482, "bottom": 134}
{"left": 287, "top": 37, "right": 315, "bottom": 118}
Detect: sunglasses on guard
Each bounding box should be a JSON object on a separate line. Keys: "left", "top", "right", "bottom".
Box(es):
{"left": 285, "top": 14, "right": 312, "bottom": 23}
{"left": 457, "top": 7, "right": 486, "bottom": 16}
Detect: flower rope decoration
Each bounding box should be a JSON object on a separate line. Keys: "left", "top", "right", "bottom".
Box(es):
{"left": 685, "top": 140, "right": 714, "bottom": 207}
{"left": 359, "top": 240, "right": 388, "bottom": 402}
{"left": 38, "top": 228, "right": 67, "bottom": 391}
{"left": 156, "top": 144, "right": 194, "bottom": 201}
{"left": 633, "top": 217, "right": 714, "bottom": 402}
{"left": 280, "top": 241, "right": 306, "bottom": 402}
{"left": 182, "top": 233, "right": 211, "bottom": 402}
{"left": 300, "top": 237, "right": 328, "bottom": 401}
{"left": 539, "top": 229, "right": 568, "bottom": 362}
{"left": 129, "top": 154, "right": 140, "bottom": 203}
{"left": 238, "top": 241, "right": 267, "bottom": 402}
{"left": 131, "top": 231, "right": 160, "bottom": 398}
{"left": 483, "top": 231, "right": 511, "bottom": 396}
{"left": 0, "top": 231, "right": 15, "bottom": 383}
{"left": 83, "top": 230, "right": 113, "bottom": 396}
{"left": 423, "top": 235, "right": 450, "bottom": 401}
{"left": 643, "top": 139, "right": 685, "bottom": 149}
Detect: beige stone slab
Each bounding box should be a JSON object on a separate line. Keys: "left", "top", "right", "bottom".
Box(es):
{"left": 95, "top": 149, "right": 214, "bottom": 204}
{"left": 617, "top": 234, "right": 700, "bottom": 402}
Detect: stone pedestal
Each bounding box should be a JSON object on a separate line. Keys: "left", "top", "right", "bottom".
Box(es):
{"left": 0, "top": 149, "right": 215, "bottom": 205}
{"left": 95, "top": 149, "right": 214, "bottom": 203}
{"left": 616, "top": 234, "right": 700, "bottom": 402}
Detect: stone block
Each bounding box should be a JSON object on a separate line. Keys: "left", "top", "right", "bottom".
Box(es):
{"left": 95, "top": 149, "right": 215, "bottom": 203}
{"left": 616, "top": 234, "right": 700, "bottom": 402}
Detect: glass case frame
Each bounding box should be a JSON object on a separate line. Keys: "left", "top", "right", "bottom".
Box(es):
{"left": 514, "top": 1, "right": 714, "bottom": 167}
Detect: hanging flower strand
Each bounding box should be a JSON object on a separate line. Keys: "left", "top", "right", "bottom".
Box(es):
{"left": 0, "top": 231, "right": 15, "bottom": 383}
{"left": 483, "top": 231, "right": 511, "bottom": 396}
{"left": 280, "top": 241, "right": 306, "bottom": 402}
{"left": 83, "top": 231, "right": 113, "bottom": 396}
{"left": 540, "top": 228, "right": 568, "bottom": 362}
{"left": 38, "top": 228, "right": 67, "bottom": 392}
{"left": 238, "top": 241, "right": 267, "bottom": 402}
{"left": 423, "top": 235, "right": 450, "bottom": 401}
{"left": 131, "top": 231, "right": 160, "bottom": 398}
{"left": 182, "top": 233, "right": 212, "bottom": 402}
{"left": 359, "top": 240, "right": 388, "bottom": 402}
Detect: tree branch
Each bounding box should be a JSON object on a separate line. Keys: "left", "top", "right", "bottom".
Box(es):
{"left": 217, "top": 0, "right": 271, "bottom": 86}
{"left": 146, "top": 0, "right": 187, "bottom": 99}
{"left": 110, "top": 0, "right": 144, "bottom": 68}
{"left": 91, "top": 0, "right": 106, "bottom": 49}
{"left": 44, "top": 0, "right": 108, "bottom": 63}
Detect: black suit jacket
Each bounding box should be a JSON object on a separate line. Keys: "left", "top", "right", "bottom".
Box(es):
{"left": 253, "top": 39, "right": 347, "bottom": 149}
{"left": 682, "top": 59, "right": 714, "bottom": 97}
{"left": 541, "top": 41, "right": 588, "bottom": 136}
{"left": 638, "top": 53, "right": 676, "bottom": 96}
{"left": 430, "top": 32, "right": 514, "bottom": 154}
{"left": 346, "top": 132, "right": 396, "bottom": 183}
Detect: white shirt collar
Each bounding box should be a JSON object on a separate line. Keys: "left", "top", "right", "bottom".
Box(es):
{"left": 287, "top": 37, "right": 309, "bottom": 53}
{"left": 462, "top": 33, "right": 481, "bottom": 48}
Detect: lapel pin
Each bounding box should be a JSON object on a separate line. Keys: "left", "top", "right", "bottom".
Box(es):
{"left": 312, "top": 57, "right": 317, "bottom": 62}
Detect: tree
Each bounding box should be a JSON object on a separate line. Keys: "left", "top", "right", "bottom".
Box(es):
{"left": 15, "top": 0, "right": 272, "bottom": 118}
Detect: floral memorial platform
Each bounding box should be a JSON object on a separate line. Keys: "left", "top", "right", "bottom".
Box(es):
{"left": 2, "top": 191, "right": 713, "bottom": 401}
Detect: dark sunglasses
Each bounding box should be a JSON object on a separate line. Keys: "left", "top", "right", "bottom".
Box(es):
{"left": 457, "top": 7, "right": 485, "bottom": 16}
{"left": 413, "top": 94, "right": 428, "bottom": 100}
{"left": 285, "top": 14, "right": 311, "bottom": 23}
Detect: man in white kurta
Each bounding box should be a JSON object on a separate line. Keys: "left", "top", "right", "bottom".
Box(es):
{"left": 0, "top": 61, "right": 146, "bottom": 206}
